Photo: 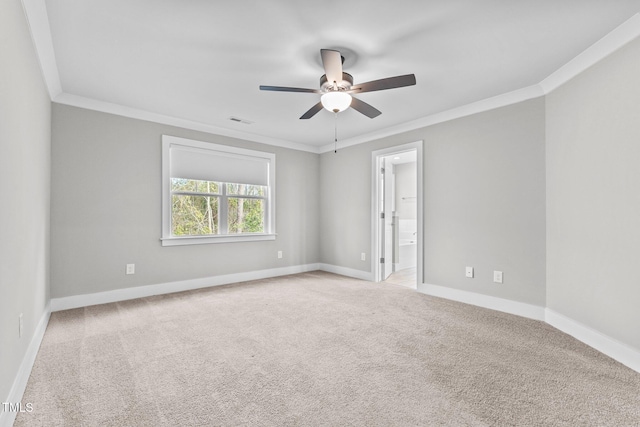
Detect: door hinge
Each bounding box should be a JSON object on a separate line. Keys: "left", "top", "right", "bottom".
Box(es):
{"left": 381, "top": 167, "right": 385, "bottom": 174}
{"left": 380, "top": 257, "right": 385, "bottom": 263}
{"left": 380, "top": 212, "right": 385, "bottom": 219}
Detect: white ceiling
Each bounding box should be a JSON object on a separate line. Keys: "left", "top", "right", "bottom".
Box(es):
{"left": 39, "top": 0, "right": 640, "bottom": 151}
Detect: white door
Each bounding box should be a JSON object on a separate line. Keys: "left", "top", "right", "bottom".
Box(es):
{"left": 381, "top": 161, "right": 395, "bottom": 280}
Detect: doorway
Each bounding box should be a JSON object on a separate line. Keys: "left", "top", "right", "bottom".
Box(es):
{"left": 372, "top": 141, "right": 423, "bottom": 289}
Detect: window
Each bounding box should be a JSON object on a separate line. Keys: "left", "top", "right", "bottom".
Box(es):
{"left": 162, "top": 135, "right": 275, "bottom": 246}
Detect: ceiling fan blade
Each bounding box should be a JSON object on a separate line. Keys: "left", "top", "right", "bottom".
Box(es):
{"left": 350, "top": 74, "right": 416, "bottom": 93}
{"left": 260, "top": 85, "right": 320, "bottom": 94}
{"left": 321, "top": 49, "right": 343, "bottom": 85}
{"left": 300, "top": 102, "right": 324, "bottom": 119}
{"left": 350, "top": 96, "right": 381, "bottom": 119}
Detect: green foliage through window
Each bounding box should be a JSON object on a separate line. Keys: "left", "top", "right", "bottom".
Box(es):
{"left": 171, "top": 179, "right": 266, "bottom": 236}
{"left": 229, "top": 198, "right": 264, "bottom": 233}
{"left": 171, "top": 178, "right": 220, "bottom": 194}
{"left": 172, "top": 195, "right": 219, "bottom": 236}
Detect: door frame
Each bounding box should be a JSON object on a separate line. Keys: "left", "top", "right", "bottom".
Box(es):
{"left": 371, "top": 141, "right": 424, "bottom": 287}
{"left": 380, "top": 156, "right": 395, "bottom": 280}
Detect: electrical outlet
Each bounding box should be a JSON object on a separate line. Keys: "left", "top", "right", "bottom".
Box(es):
{"left": 465, "top": 266, "right": 474, "bottom": 278}
{"left": 19, "top": 313, "right": 23, "bottom": 338}
{"left": 126, "top": 264, "right": 135, "bottom": 275}
{"left": 494, "top": 271, "right": 503, "bottom": 283}
{"left": 361, "top": 252, "right": 366, "bottom": 261}
{"left": 277, "top": 251, "right": 283, "bottom": 259}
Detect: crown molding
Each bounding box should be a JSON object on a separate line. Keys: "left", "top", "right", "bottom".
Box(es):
{"left": 318, "top": 84, "right": 545, "bottom": 153}
{"left": 54, "top": 93, "right": 320, "bottom": 154}
{"left": 540, "top": 13, "right": 640, "bottom": 94}
{"left": 319, "top": 12, "right": 640, "bottom": 154}
{"left": 20, "top": 0, "right": 62, "bottom": 99}
{"left": 24, "top": 2, "right": 640, "bottom": 154}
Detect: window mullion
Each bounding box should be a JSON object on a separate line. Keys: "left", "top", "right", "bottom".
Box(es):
{"left": 172, "top": 191, "right": 221, "bottom": 197}
{"left": 264, "top": 191, "right": 270, "bottom": 234}
{"left": 224, "top": 194, "right": 266, "bottom": 201}
{"left": 220, "top": 184, "right": 229, "bottom": 234}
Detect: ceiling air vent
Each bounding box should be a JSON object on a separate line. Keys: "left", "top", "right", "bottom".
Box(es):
{"left": 228, "top": 116, "right": 254, "bottom": 125}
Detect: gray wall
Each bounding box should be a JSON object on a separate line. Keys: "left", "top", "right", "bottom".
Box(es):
{"left": 319, "top": 142, "right": 374, "bottom": 271}
{"left": 546, "top": 38, "right": 640, "bottom": 349}
{"left": 51, "top": 105, "right": 320, "bottom": 298}
{"left": 0, "top": 0, "right": 51, "bottom": 403}
{"left": 320, "top": 98, "right": 547, "bottom": 306}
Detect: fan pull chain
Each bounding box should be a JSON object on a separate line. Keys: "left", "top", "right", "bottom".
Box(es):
{"left": 334, "top": 112, "right": 338, "bottom": 153}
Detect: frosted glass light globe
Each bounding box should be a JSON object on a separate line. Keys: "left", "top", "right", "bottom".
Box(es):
{"left": 321, "top": 91, "right": 352, "bottom": 113}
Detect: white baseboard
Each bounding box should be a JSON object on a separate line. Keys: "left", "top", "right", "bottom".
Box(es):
{"left": 318, "top": 263, "right": 374, "bottom": 281}
{"left": 50, "top": 263, "right": 374, "bottom": 313}
{"left": 420, "top": 283, "right": 546, "bottom": 321}
{"left": 51, "top": 262, "right": 376, "bottom": 313}
{"left": 545, "top": 309, "right": 640, "bottom": 374}
{"left": 1, "top": 305, "right": 51, "bottom": 427}
{"left": 418, "top": 283, "right": 639, "bottom": 374}
{"left": 51, "top": 263, "right": 321, "bottom": 312}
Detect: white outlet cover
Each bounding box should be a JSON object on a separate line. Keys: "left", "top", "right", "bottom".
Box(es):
{"left": 277, "top": 251, "right": 283, "bottom": 259}
{"left": 494, "top": 271, "right": 503, "bottom": 283}
{"left": 126, "top": 264, "right": 135, "bottom": 274}
{"left": 466, "top": 266, "right": 474, "bottom": 278}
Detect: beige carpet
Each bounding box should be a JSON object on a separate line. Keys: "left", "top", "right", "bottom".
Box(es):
{"left": 15, "top": 271, "right": 640, "bottom": 426}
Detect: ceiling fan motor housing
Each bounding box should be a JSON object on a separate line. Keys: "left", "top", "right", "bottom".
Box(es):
{"left": 320, "top": 72, "right": 353, "bottom": 92}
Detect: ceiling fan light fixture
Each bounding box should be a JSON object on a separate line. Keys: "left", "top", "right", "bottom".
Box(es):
{"left": 260, "top": 48, "right": 415, "bottom": 119}
{"left": 321, "top": 91, "right": 352, "bottom": 113}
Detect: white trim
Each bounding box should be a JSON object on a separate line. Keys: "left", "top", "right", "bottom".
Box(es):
{"left": 51, "top": 264, "right": 320, "bottom": 312}
{"left": 51, "top": 13, "right": 640, "bottom": 157}
{"left": 371, "top": 142, "right": 424, "bottom": 286}
{"left": 24, "top": 0, "right": 640, "bottom": 155}
{"left": 54, "top": 93, "right": 320, "bottom": 154}
{"left": 161, "top": 234, "right": 276, "bottom": 246}
{"left": 312, "top": 13, "right": 640, "bottom": 153}
{"left": 54, "top": 83, "right": 544, "bottom": 156}
{"left": 318, "top": 263, "right": 374, "bottom": 281}
{"left": 20, "top": 0, "right": 62, "bottom": 99}
{"left": 540, "top": 13, "right": 640, "bottom": 94}
{"left": 545, "top": 309, "right": 640, "bottom": 374}
{"left": 319, "top": 85, "right": 544, "bottom": 153}
{"left": 50, "top": 11, "right": 640, "bottom": 156}
{"left": 420, "top": 283, "right": 546, "bottom": 321}
{"left": 0, "top": 305, "right": 51, "bottom": 427}
{"left": 50, "top": 263, "right": 374, "bottom": 313}
{"left": 419, "top": 284, "right": 640, "bottom": 373}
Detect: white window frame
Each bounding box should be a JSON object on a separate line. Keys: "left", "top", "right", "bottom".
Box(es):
{"left": 161, "top": 135, "right": 276, "bottom": 246}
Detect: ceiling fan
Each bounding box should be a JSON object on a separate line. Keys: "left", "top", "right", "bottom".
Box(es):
{"left": 260, "top": 49, "right": 416, "bottom": 120}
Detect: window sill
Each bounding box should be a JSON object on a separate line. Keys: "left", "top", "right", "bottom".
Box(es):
{"left": 161, "top": 233, "right": 276, "bottom": 246}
